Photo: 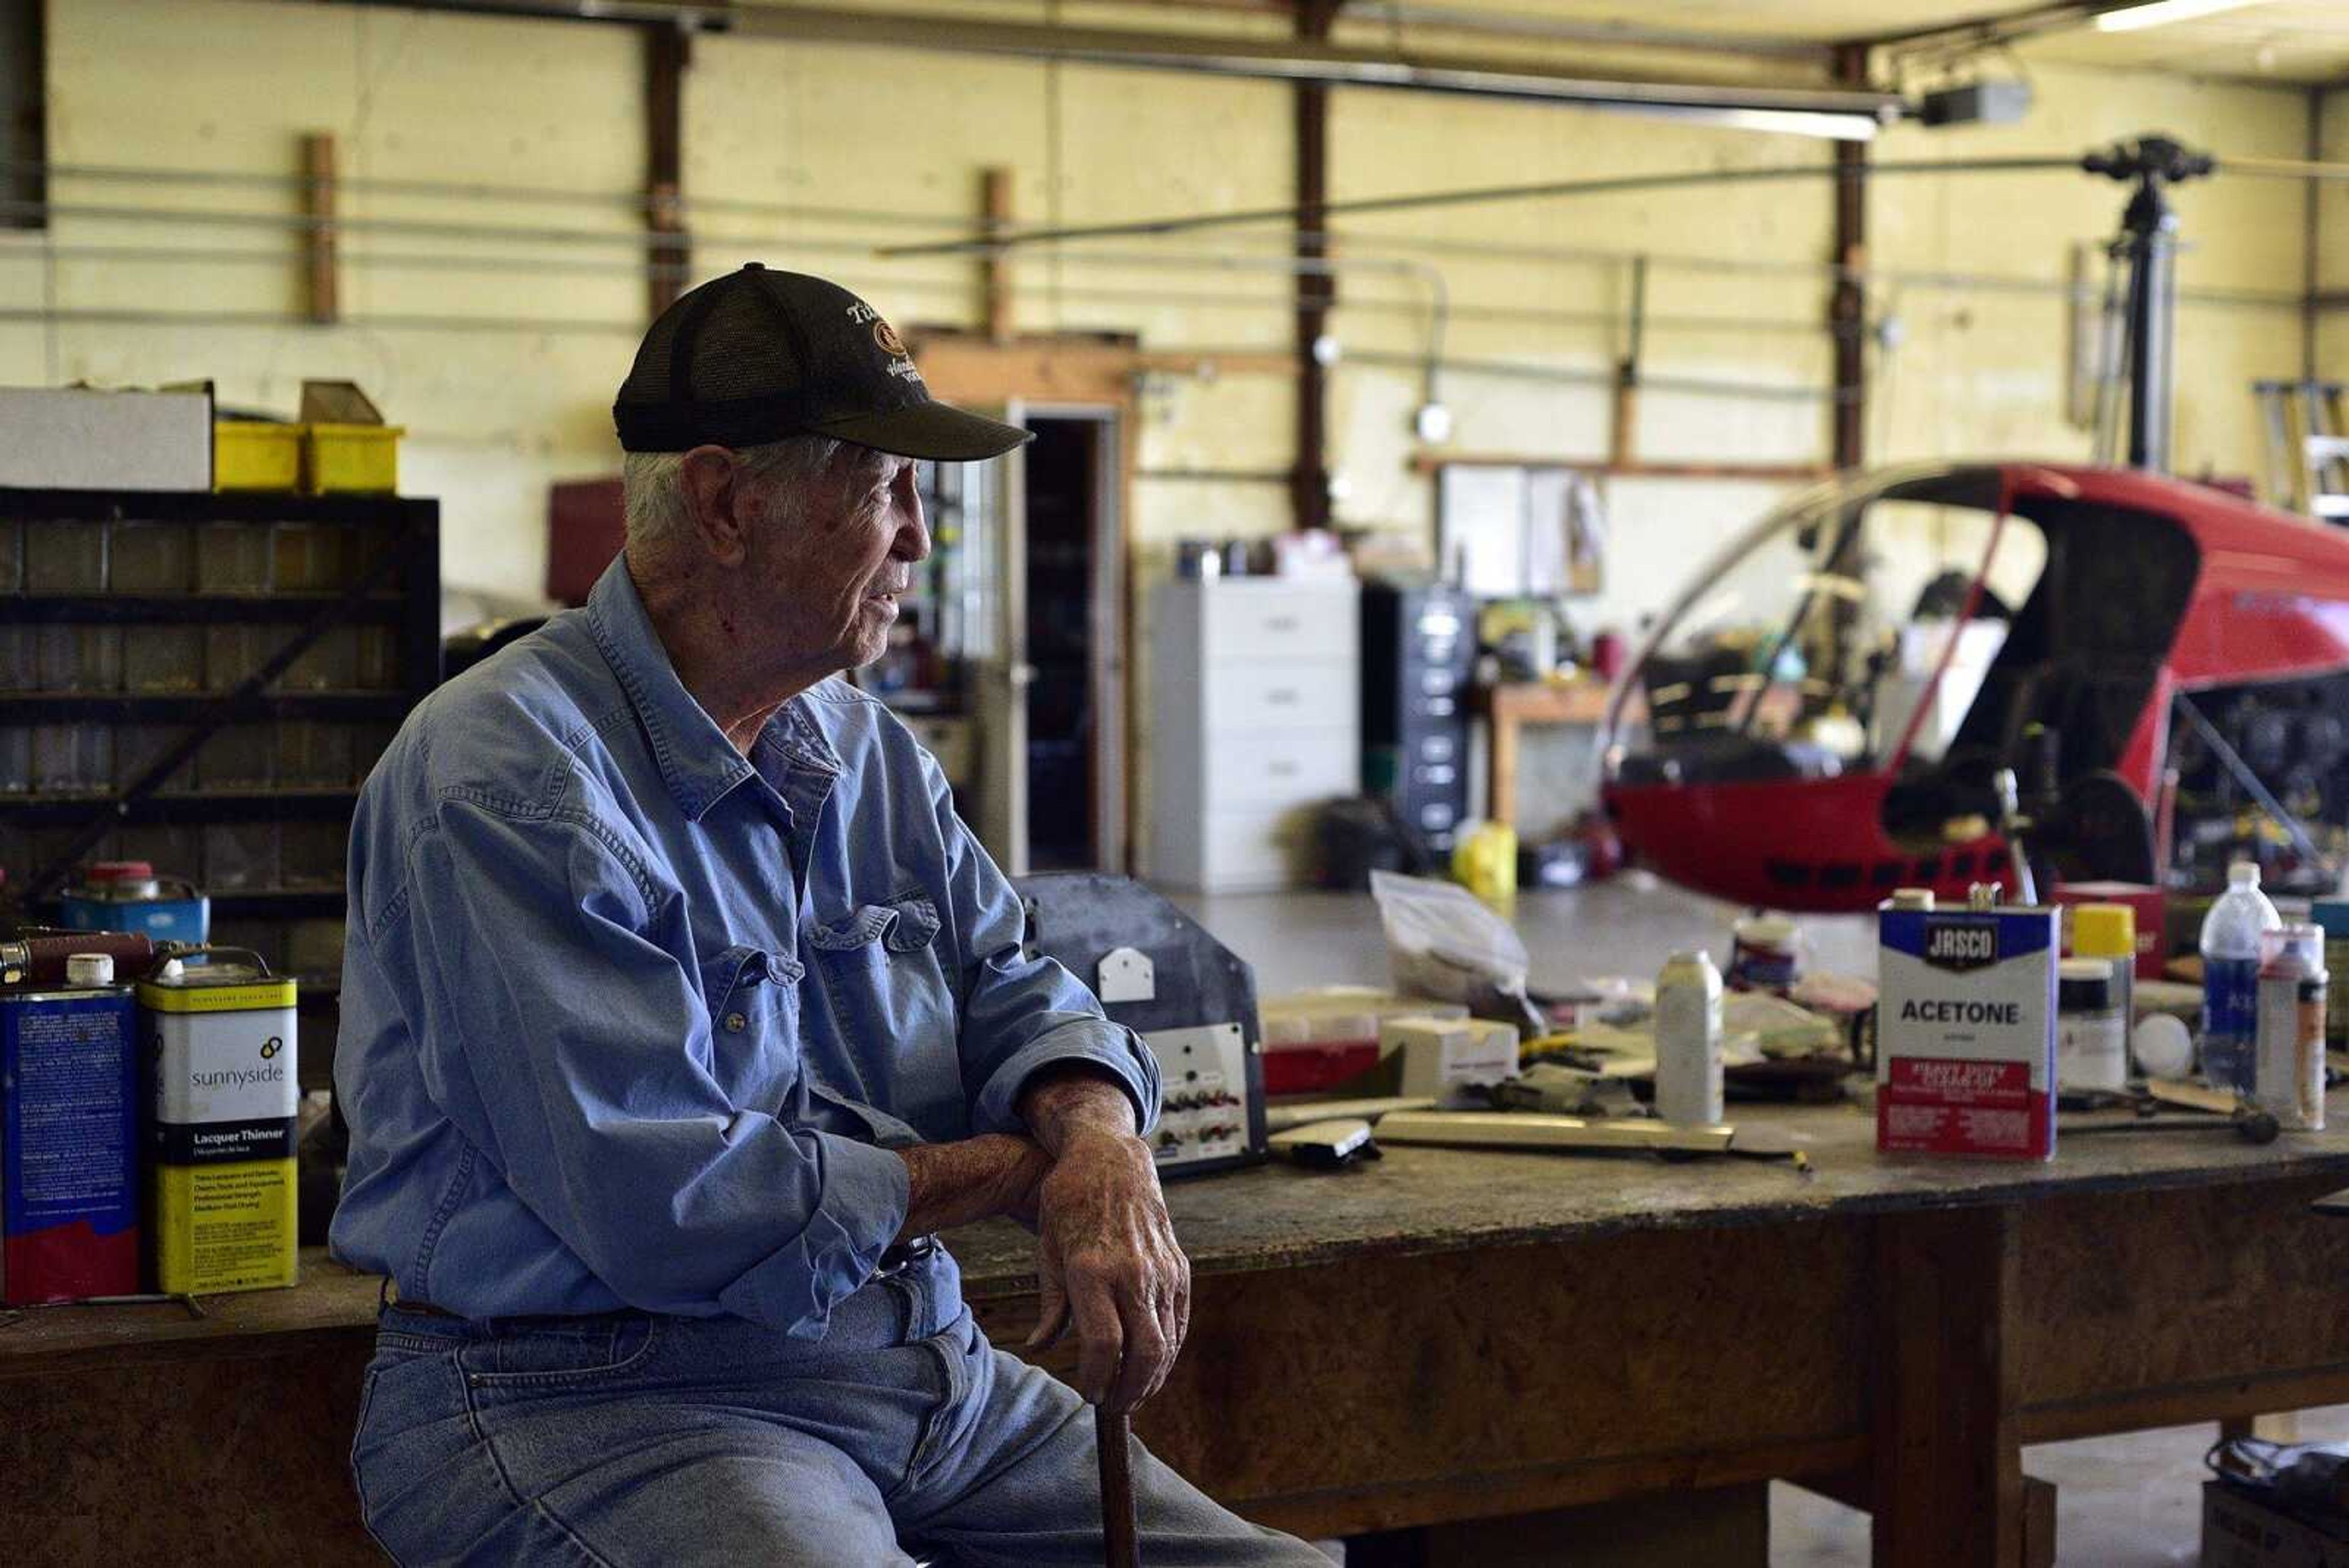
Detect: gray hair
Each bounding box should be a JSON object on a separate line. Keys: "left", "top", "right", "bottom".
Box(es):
{"left": 620, "top": 434, "right": 847, "bottom": 553}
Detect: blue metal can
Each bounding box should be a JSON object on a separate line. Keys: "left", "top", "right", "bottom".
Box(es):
{"left": 55, "top": 861, "right": 209, "bottom": 945}
{"left": 2, "top": 978, "right": 141, "bottom": 1303}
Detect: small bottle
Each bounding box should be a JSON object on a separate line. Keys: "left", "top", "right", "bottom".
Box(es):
{"left": 2255, "top": 923, "right": 2328, "bottom": 1131}
{"left": 2056, "top": 958, "right": 2128, "bottom": 1093}
{"left": 1728, "top": 914, "right": 1801, "bottom": 994}
{"left": 2313, "top": 897, "right": 2349, "bottom": 1051}
{"left": 1655, "top": 950, "right": 1724, "bottom": 1127}
{"left": 2200, "top": 861, "right": 2281, "bottom": 1094}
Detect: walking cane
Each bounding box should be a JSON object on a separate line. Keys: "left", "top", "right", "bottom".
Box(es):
{"left": 1099, "top": 1408, "right": 1140, "bottom": 1568}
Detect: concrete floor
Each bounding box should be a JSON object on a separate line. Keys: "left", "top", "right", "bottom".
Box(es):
{"left": 1165, "top": 874, "right": 2339, "bottom": 1566}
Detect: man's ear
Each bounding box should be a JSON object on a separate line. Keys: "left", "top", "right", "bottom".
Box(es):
{"left": 677, "top": 445, "right": 751, "bottom": 567}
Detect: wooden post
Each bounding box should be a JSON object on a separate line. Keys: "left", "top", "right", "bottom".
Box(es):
{"left": 1290, "top": 0, "right": 1341, "bottom": 535}
{"left": 1608, "top": 255, "right": 1647, "bottom": 469}
{"left": 2306, "top": 87, "right": 2325, "bottom": 384}
{"left": 984, "top": 166, "right": 1016, "bottom": 342}
{"left": 1830, "top": 43, "right": 1869, "bottom": 471}
{"left": 300, "top": 133, "right": 338, "bottom": 325}
{"left": 1872, "top": 1207, "right": 2024, "bottom": 1568}
{"left": 644, "top": 23, "right": 691, "bottom": 319}
{"left": 3, "top": 0, "right": 46, "bottom": 234}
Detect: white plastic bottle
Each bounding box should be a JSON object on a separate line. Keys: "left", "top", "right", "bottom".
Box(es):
{"left": 2200, "top": 860, "right": 2282, "bottom": 1094}
{"left": 1654, "top": 950, "right": 1724, "bottom": 1127}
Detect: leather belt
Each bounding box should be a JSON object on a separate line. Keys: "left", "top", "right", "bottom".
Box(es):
{"left": 380, "top": 1235, "right": 939, "bottom": 1320}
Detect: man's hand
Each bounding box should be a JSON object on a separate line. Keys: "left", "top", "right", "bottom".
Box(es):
{"left": 1018, "top": 1068, "right": 1190, "bottom": 1413}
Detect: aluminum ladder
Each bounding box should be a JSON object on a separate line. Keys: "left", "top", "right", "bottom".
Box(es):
{"left": 2254, "top": 378, "right": 2349, "bottom": 522}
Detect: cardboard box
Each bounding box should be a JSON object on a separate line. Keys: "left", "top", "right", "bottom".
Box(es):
{"left": 1384, "top": 1014, "right": 1519, "bottom": 1106}
{"left": 0, "top": 385, "right": 213, "bottom": 491}
{"left": 2205, "top": 1481, "right": 2349, "bottom": 1567}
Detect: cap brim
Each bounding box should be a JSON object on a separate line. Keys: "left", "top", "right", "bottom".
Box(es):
{"left": 812, "top": 399, "right": 1033, "bottom": 461}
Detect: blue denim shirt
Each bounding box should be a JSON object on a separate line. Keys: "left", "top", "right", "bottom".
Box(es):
{"left": 330, "top": 559, "right": 1159, "bottom": 1338}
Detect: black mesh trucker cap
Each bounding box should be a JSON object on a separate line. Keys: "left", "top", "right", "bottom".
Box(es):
{"left": 614, "top": 264, "right": 1030, "bottom": 460}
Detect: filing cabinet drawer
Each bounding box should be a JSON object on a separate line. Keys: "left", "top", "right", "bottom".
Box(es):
{"left": 1205, "top": 659, "right": 1353, "bottom": 733}
{"left": 1203, "top": 726, "right": 1358, "bottom": 806}
{"left": 1200, "top": 804, "right": 1305, "bottom": 890}
{"left": 1201, "top": 585, "right": 1356, "bottom": 660}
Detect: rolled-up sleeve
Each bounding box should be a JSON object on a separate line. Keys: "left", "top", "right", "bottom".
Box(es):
{"left": 921, "top": 757, "right": 1162, "bottom": 1137}
{"left": 396, "top": 798, "right": 905, "bottom": 1338}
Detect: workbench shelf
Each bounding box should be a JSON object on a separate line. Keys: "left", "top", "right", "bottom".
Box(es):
{"left": 0, "top": 691, "right": 414, "bottom": 722}
{"left": 6, "top": 593, "right": 410, "bottom": 625}
{"left": 1, "top": 788, "right": 362, "bottom": 826}
{"left": 0, "top": 485, "right": 440, "bottom": 982}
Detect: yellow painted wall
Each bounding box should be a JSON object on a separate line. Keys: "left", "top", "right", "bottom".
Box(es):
{"left": 10, "top": 2, "right": 2321, "bottom": 610}
{"left": 1, "top": 1, "right": 2328, "bottom": 849}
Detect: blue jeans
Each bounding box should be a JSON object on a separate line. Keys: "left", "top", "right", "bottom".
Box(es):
{"left": 351, "top": 1249, "right": 1326, "bottom": 1566}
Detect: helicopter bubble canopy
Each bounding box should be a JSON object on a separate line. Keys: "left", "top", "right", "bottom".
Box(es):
{"left": 1602, "top": 464, "right": 2047, "bottom": 787}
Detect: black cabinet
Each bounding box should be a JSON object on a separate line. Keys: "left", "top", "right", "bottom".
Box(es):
{"left": 1361, "top": 581, "right": 1474, "bottom": 852}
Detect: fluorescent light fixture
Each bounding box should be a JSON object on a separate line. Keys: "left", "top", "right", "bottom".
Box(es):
{"left": 2095, "top": 0, "right": 2267, "bottom": 33}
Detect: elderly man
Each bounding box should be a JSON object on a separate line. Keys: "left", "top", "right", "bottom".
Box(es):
{"left": 332, "top": 264, "right": 1326, "bottom": 1567}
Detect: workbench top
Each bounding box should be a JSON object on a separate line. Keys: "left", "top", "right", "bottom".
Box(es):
{"left": 6, "top": 1098, "right": 2347, "bottom": 1377}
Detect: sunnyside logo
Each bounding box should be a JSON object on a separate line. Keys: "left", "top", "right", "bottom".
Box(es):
{"left": 1923, "top": 918, "right": 1999, "bottom": 973}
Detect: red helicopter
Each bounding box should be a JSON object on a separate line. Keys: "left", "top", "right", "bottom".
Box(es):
{"left": 1600, "top": 140, "right": 2349, "bottom": 913}
{"left": 1599, "top": 460, "right": 2349, "bottom": 912}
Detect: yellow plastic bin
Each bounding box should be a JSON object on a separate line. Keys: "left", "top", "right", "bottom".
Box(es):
{"left": 303, "top": 423, "right": 403, "bottom": 494}
{"left": 213, "top": 422, "right": 303, "bottom": 492}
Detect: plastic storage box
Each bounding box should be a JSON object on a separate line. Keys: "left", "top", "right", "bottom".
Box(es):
{"left": 213, "top": 423, "right": 302, "bottom": 492}
{"left": 302, "top": 423, "right": 401, "bottom": 494}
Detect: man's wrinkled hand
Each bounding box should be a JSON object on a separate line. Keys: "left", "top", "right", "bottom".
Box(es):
{"left": 1023, "top": 1128, "right": 1190, "bottom": 1413}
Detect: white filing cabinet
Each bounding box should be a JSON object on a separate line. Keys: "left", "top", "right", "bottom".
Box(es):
{"left": 1149, "top": 577, "right": 1359, "bottom": 891}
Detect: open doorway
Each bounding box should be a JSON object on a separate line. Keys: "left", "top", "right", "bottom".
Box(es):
{"left": 1021, "top": 411, "right": 1124, "bottom": 872}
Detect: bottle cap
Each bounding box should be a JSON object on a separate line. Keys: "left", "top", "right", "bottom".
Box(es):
{"left": 2262, "top": 923, "right": 2325, "bottom": 971}
{"left": 2229, "top": 860, "right": 2262, "bottom": 886}
{"left": 1888, "top": 888, "right": 1935, "bottom": 911}
{"left": 1734, "top": 915, "right": 1796, "bottom": 946}
{"left": 65, "top": 953, "right": 114, "bottom": 986}
{"left": 2069, "top": 904, "right": 2136, "bottom": 960}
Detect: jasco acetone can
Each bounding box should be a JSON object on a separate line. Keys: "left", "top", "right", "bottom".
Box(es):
{"left": 1653, "top": 950, "right": 1724, "bottom": 1128}
{"left": 1877, "top": 886, "right": 2058, "bottom": 1161}
{"left": 1, "top": 954, "right": 141, "bottom": 1304}
{"left": 138, "top": 960, "right": 299, "bottom": 1295}
{"left": 2255, "top": 924, "right": 2327, "bottom": 1132}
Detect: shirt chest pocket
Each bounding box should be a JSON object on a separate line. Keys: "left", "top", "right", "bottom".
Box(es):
{"left": 696, "top": 945, "right": 805, "bottom": 1109}
{"left": 806, "top": 894, "right": 957, "bottom": 1082}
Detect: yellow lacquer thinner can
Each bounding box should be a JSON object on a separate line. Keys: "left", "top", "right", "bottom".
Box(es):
{"left": 137, "top": 962, "right": 299, "bottom": 1295}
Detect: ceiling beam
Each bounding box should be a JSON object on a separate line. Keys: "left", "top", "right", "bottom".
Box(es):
{"left": 286, "top": 1, "right": 1901, "bottom": 138}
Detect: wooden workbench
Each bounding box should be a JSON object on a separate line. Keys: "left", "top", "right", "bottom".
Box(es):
{"left": 7, "top": 1101, "right": 2349, "bottom": 1566}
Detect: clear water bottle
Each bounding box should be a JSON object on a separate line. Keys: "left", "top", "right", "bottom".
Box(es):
{"left": 2200, "top": 860, "right": 2282, "bottom": 1093}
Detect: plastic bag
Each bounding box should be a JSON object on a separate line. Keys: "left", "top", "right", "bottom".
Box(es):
{"left": 1369, "top": 870, "right": 1531, "bottom": 1003}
